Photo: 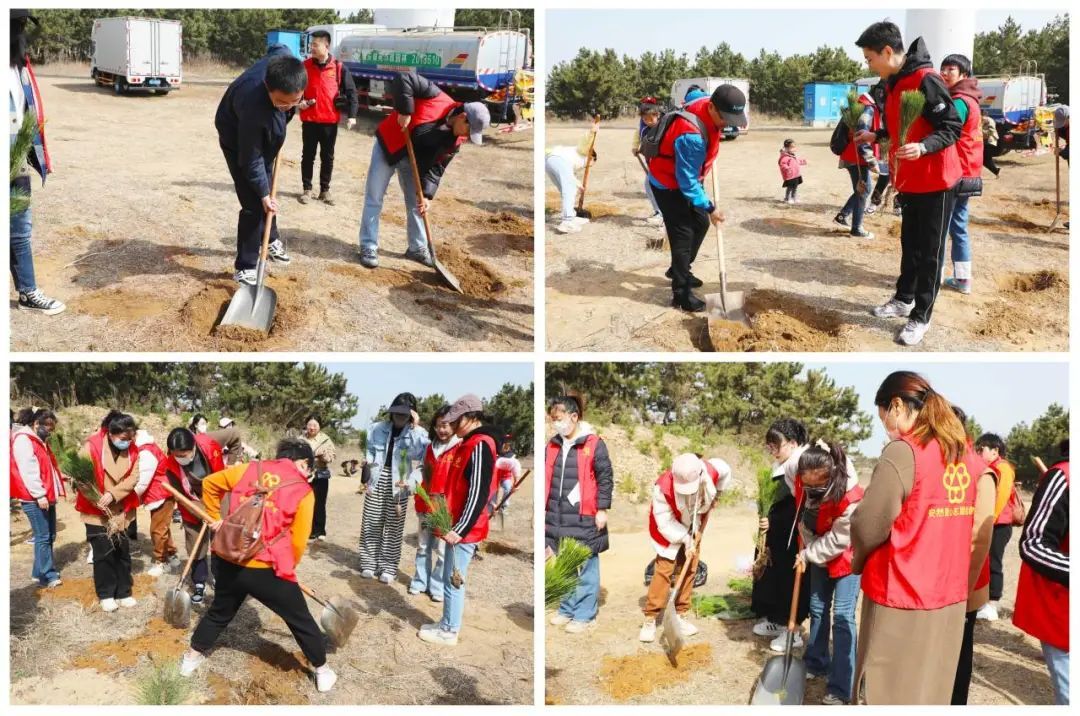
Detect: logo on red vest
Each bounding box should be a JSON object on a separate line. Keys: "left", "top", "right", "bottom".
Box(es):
{"left": 943, "top": 462, "right": 971, "bottom": 504}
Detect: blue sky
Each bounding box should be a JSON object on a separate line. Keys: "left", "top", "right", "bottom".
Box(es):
{"left": 546, "top": 9, "right": 1066, "bottom": 71}
{"left": 802, "top": 362, "right": 1069, "bottom": 455}
{"left": 322, "top": 362, "right": 533, "bottom": 427}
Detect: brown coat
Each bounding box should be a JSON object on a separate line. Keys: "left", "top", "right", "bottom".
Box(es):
{"left": 78, "top": 440, "right": 139, "bottom": 528}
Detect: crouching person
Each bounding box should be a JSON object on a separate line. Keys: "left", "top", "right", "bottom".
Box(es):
{"left": 640, "top": 453, "right": 731, "bottom": 642}
{"left": 180, "top": 438, "right": 337, "bottom": 693}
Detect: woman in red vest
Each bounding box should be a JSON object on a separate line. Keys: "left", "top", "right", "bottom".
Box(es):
{"left": 78, "top": 411, "right": 147, "bottom": 612}
{"left": 854, "top": 22, "right": 963, "bottom": 347}
{"left": 544, "top": 393, "right": 614, "bottom": 634}
{"left": 1013, "top": 440, "right": 1069, "bottom": 705}
{"left": 974, "top": 433, "right": 1019, "bottom": 621}
{"left": 10, "top": 407, "right": 65, "bottom": 587}
{"left": 851, "top": 371, "right": 994, "bottom": 704}
{"left": 418, "top": 394, "right": 501, "bottom": 647}
{"left": 409, "top": 405, "right": 460, "bottom": 600}
{"left": 794, "top": 441, "right": 863, "bottom": 705}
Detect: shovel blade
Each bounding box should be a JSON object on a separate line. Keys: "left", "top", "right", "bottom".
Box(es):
{"left": 575, "top": 207, "right": 593, "bottom": 219}
{"left": 220, "top": 283, "right": 277, "bottom": 333}
{"left": 432, "top": 256, "right": 463, "bottom": 294}
{"left": 320, "top": 596, "right": 360, "bottom": 648}
{"left": 163, "top": 587, "right": 192, "bottom": 629}
{"left": 658, "top": 605, "right": 685, "bottom": 666}
{"left": 749, "top": 653, "right": 807, "bottom": 705}
{"left": 705, "top": 290, "right": 747, "bottom": 326}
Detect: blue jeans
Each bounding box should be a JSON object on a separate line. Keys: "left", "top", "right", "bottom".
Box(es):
{"left": 409, "top": 524, "right": 445, "bottom": 598}
{"left": 358, "top": 144, "right": 427, "bottom": 254}
{"left": 488, "top": 478, "right": 514, "bottom": 510}
{"left": 1042, "top": 641, "right": 1070, "bottom": 705}
{"left": 558, "top": 553, "right": 600, "bottom": 622}
{"left": 948, "top": 194, "right": 972, "bottom": 275}
{"left": 644, "top": 176, "right": 660, "bottom": 213}
{"left": 804, "top": 565, "right": 860, "bottom": 702}
{"left": 10, "top": 202, "right": 37, "bottom": 293}
{"left": 840, "top": 164, "right": 871, "bottom": 233}
{"left": 545, "top": 154, "right": 576, "bottom": 220}
{"left": 20, "top": 500, "right": 59, "bottom": 585}
{"left": 439, "top": 542, "right": 477, "bottom": 633}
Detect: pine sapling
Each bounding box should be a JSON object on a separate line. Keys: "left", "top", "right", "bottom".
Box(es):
{"left": 414, "top": 483, "right": 453, "bottom": 535}
{"left": 752, "top": 467, "right": 779, "bottom": 580}
{"left": 895, "top": 89, "right": 926, "bottom": 186}
{"left": 545, "top": 537, "right": 592, "bottom": 608}
{"left": 60, "top": 448, "right": 126, "bottom": 537}
{"left": 10, "top": 113, "right": 37, "bottom": 216}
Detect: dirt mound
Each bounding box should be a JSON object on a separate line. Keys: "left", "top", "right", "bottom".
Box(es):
{"left": 39, "top": 574, "right": 158, "bottom": 609}
{"left": 1005, "top": 270, "right": 1064, "bottom": 293}
{"left": 437, "top": 244, "right": 508, "bottom": 298}
{"left": 486, "top": 211, "right": 534, "bottom": 236}
{"left": 582, "top": 202, "right": 624, "bottom": 218}
{"left": 996, "top": 212, "right": 1043, "bottom": 231}
{"left": 70, "top": 618, "right": 189, "bottom": 674}
{"left": 599, "top": 643, "right": 713, "bottom": 700}
{"left": 707, "top": 290, "right": 846, "bottom": 352}
{"left": 239, "top": 648, "right": 310, "bottom": 705}
{"left": 179, "top": 276, "right": 310, "bottom": 350}
{"left": 70, "top": 286, "right": 172, "bottom": 320}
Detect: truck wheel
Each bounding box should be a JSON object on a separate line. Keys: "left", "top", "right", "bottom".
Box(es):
{"left": 114, "top": 79, "right": 124, "bottom": 95}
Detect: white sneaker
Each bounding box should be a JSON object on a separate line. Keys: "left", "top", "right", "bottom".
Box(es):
{"left": 639, "top": 619, "right": 657, "bottom": 642}
{"left": 769, "top": 631, "right": 804, "bottom": 652}
{"left": 45, "top": 578, "right": 63, "bottom": 588}
{"left": 565, "top": 619, "right": 596, "bottom": 634}
{"left": 896, "top": 319, "right": 930, "bottom": 346}
{"left": 407, "top": 587, "right": 422, "bottom": 595}
{"left": 317, "top": 535, "right": 327, "bottom": 542}
{"left": 550, "top": 613, "right": 572, "bottom": 626}
{"left": 822, "top": 693, "right": 847, "bottom": 705}
{"left": 871, "top": 298, "right": 915, "bottom": 319}
{"left": 179, "top": 650, "right": 206, "bottom": 677}
{"left": 360, "top": 569, "right": 375, "bottom": 579}
{"left": 234, "top": 269, "right": 257, "bottom": 286}
{"left": 976, "top": 602, "right": 1000, "bottom": 622}
{"left": 554, "top": 220, "right": 582, "bottom": 234}
{"left": 571, "top": 215, "right": 590, "bottom": 226}
{"left": 315, "top": 665, "right": 337, "bottom": 693}
{"left": 100, "top": 598, "right": 119, "bottom": 612}
{"left": 418, "top": 627, "right": 459, "bottom": 646}
{"left": 419, "top": 622, "right": 442, "bottom": 632}
{"left": 677, "top": 614, "right": 699, "bottom": 637}
{"left": 644, "top": 212, "right": 664, "bottom": 227}
{"left": 87, "top": 549, "right": 94, "bottom": 564}
{"left": 119, "top": 596, "right": 138, "bottom": 608}
{"left": 752, "top": 619, "right": 786, "bottom": 637}
{"left": 148, "top": 562, "right": 165, "bottom": 577}
{"left": 379, "top": 573, "right": 393, "bottom": 584}
{"left": 167, "top": 555, "right": 182, "bottom": 570}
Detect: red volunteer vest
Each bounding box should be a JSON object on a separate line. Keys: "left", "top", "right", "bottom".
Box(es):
{"left": 416, "top": 441, "right": 458, "bottom": 514}
{"left": 545, "top": 433, "right": 601, "bottom": 517}
{"left": 647, "top": 97, "right": 721, "bottom": 192}
{"left": 162, "top": 434, "right": 226, "bottom": 525}
{"left": 794, "top": 477, "right": 865, "bottom": 579}
{"left": 138, "top": 441, "right": 169, "bottom": 505}
{"left": 376, "top": 90, "right": 465, "bottom": 162}
{"left": 886, "top": 67, "right": 962, "bottom": 193}
{"left": 647, "top": 461, "right": 722, "bottom": 548}
{"left": 1013, "top": 461, "right": 1069, "bottom": 651}
{"left": 861, "top": 435, "right": 981, "bottom": 609}
{"left": 444, "top": 432, "right": 499, "bottom": 543}
{"left": 975, "top": 456, "right": 1015, "bottom": 590}
{"left": 953, "top": 93, "right": 984, "bottom": 179}
{"left": 217, "top": 459, "right": 312, "bottom": 582}
{"left": 300, "top": 57, "right": 342, "bottom": 125}
{"left": 840, "top": 95, "right": 881, "bottom": 164}
{"left": 9, "top": 430, "right": 65, "bottom": 502}
{"left": 75, "top": 431, "right": 141, "bottom": 516}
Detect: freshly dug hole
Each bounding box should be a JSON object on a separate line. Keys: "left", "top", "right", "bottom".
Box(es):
{"left": 599, "top": 643, "right": 713, "bottom": 700}
{"left": 707, "top": 290, "right": 846, "bottom": 352}
{"left": 180, "top": 276, "right": 308, "bottom": 349}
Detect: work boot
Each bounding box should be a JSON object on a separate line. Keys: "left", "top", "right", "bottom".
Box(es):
{"left": 318, "top": 189, "right": 335, "bottom": 206}
{"left": 298, "top": 188, "right": 314, "bottom": 204}
{"left": 665, "top": 267, "right": 703, "bottom": 288}
{"left": 673, "top": 290, "right": 706, "bottom": 313}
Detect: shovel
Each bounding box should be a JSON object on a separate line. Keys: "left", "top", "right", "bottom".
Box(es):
{"left": 574, "top": 114, "right": 601, "bottom": 218}
{"left": 703, "top": 163, "right": 747, "bottom": 325}
{"left": 220, "top": 151, "right": 282, "bottom": 333}
{"left": 403, "top": 128, "right": 462, "bottom": 294}
{"left": 163, "top": 522, "right": 208, "bottom": 628}
{"left": 1047, "top": 126, "right": 1063, "bottom": 232}
{"left": 749, "top": 559, "right": 807, "bottom": 704}
{"left": 490, "top": 469, "right": 531, "bottom": 531}
{"left": 299, "top": 582, "right": 359, "bottom": 648}
{"left": 659, "top": 527, "right": 705, "bottom": 666}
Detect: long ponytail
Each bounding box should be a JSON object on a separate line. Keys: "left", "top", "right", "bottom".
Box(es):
{"left": 875, "top": 371, "right": 966, "bottom": 464}
{"left": 797, "top": 440, "right": 850, "bottom": 504}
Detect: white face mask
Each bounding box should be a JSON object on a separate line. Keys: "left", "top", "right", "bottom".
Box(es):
{"left": 175, "top": 454, "right": 195, "bottom": 466}
{"left": 195, "top": 422, "right": 207, "bottom": 434}
{"left": 553, "top": 419, "right": 574, "bottom": 437}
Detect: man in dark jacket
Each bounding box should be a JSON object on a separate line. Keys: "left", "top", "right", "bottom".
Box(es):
{"left": 297, "top": 30, "right": 358, "bottom": 206}
{"left": 854, "top": 23, "right": 962, "bottom": 346}
{"left": 215, "top": 46, "right": 306, "bottom": 286}
{"left": 357, "top": 71, "right": 490, "bottom": 269}
{"left": 545, "top": 395, "right": 614, "bottom": 633}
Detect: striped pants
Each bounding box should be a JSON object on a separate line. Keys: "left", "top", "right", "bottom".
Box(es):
{"left": 359, "top": 469, "right": 409, "bottom": 577}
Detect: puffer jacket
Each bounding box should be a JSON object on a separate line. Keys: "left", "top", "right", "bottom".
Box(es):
{"left": 544, "top": 422, "right": 614, "bottom": 555}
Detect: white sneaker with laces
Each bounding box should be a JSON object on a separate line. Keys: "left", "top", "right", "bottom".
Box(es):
{"left": 639, "top": 619, "right": 657, "bottom": 642}
{"left": 360, "top": 569, "right": 375, "bottom": 579}
{"left": 871, "top": 298, "right": 915, "bottom": 319}
{"left": 418, "top": 627, "right": 459, "bottom": 646}
{"left": 179, "top": 650, "right": 206, "bottom": 677}
{"left": 148, "top": 563, "right": 165, "bottom": 577}
{"left": 554, "top": 220, "right": 582, "bottom": 234}
{"left": 975, "top": 602, "right": 999, "bottom": 622}
{"left": 234, "top": 269, "right": 257, "bottom": 286}
{"left": 644, "top": 212, "right": 664, "bottom": 227}
{"left": 822, "top": 693, "right": 847, "bottom": 705}
{"left": 571, "top": 215, "right": 590, "bottom": 226}
{"left": 267, "top": 239, "right": 291, "bottom": 264}
{"left": 420, "top": 622, "right": 441, "bottom": 632}
{"left": 550, "top": 613, "right": 572, "bottom": 626}
{"left": 565, "top": 619, "right": 595, "bottom": 634}
{"left": 379, "top": 573, "right": 393, "bottom": 584}
{"left": 100, "top": 598, "right": 119, "bottom": 612}
{"left": 896, "top": 319, "right": 930, "bottom": 346}
{"left": 769, "top": 630, "right": 804, "bottom": 652}
{"left": 119, "top": 596, "right": 138, "bottom": 608}
{"left": 752, "top": 619, "right": 786, "bottom": 637}
{"left": 677, "top": 614, "right": 699, "bottom": 637}
{"left": 315, "top": 665, "right": 337, "bottom": 693}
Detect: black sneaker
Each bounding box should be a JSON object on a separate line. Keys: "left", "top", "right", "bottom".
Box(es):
{"left": 833, "top": 213, "right": 849, "bottom": 227}
{"left": 664, "top": 268, "right": 703, "bottom": 288}
{"left": 191, "top": 583, "right": 206, "bottom": 604}
{"left": 673, "top": 291, "right": 706, "bottom": 313}
{"left": 18, "top": 289, "right": 66, "bottom": 315}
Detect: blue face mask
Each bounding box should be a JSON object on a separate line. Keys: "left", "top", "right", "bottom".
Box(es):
{"left": 111, "top": 438, "right": 131, "bottom": 451}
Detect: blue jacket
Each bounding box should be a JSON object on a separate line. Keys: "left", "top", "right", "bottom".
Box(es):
{"left": 366, "top": 421, "right": 430, "bottom": 495}
{"left": 649, "top": 131, "right": 713, "bottom": 211}
{"left": 215, "top": 44, "right": 296, "bottom": 198}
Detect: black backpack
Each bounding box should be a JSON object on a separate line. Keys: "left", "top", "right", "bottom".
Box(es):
{"left": 639, "top": 109, "right": 709, "bottom": 161}
{"left": 830, "top": 121, "right": 852, "bottom": 156}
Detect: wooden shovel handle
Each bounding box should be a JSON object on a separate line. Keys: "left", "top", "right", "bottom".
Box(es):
{"left": 1033, "top": 456, "right": 1049, "bottom": 474}
{"left": 257, "top": 151, "right": 283, "bottom": 268}
{"left": 298, "top": 581, "right": 326, "bottom": 607}
{"left": 576, "top": 114, "right": 601, "bottom": 210}
{"left": 787, "top": 558, "right": 806, "bottom": 631}
{"left": 402, "top": 127, "right": 437, "bottom": 259}
{"left": 162, "top": 482, "right": 216, "bottom": 525}
{"left": 176, "top": 522, "right": 209, "bottom": 586}
{"left": 672, "top": 524, "right": 706, "bottom": 594}
{"left": 491, "top": 469, "right": 531, "bottom": 514}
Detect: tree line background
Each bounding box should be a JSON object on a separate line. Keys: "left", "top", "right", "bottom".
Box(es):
{"left": 546, "top": 362, "right": 1068, "bottom": 487}
{"left": 547, "top": 14, "right": 1069, "bottom": 119}
{"left": 23, "top": 8, "right": 533, "bottom": 67}
{"left": 10, "top": 363, "right": 535, "bottom": 456}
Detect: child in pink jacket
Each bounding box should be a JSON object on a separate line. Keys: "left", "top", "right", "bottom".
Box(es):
{"left": 779, "top": 138, "right": 807, "bottom": 204}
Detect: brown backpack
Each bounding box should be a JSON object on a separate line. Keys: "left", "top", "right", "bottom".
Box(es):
{"left": 211, "top": 463, "right": 304, "bottom": 564}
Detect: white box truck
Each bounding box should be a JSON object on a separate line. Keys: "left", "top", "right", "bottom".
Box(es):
{"left": 91, "top": 17, "right": 182, "bottom": 95}
{"left": 670, "top": 76, "right": 750, "bottom": 139}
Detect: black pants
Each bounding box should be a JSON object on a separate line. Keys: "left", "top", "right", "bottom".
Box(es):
{"left": 301, "top": 122, "right": 338, "bottom": 193}
{"left": 951, "top": 609, "right": 978, "bottom": 704}
{"left": 893, "top": 187, "right": 957, "bottom": 324}
{"left": 221, "top": 143, "right": 280, "bottom": 271}
{"left": 871, "top": 173, "right": 891, "bottom": 200}
{"left": 192, "top": 556, "right": 326, "bottom": 667}
{"left": 311, "top": 477, "right": 329, "bottom": 538}
{"left": 989, "top": 524, "right": 1013, "bottom": 601}
{"left": 982, "top": 141, "right": 1001, "bottom": 176}
{"left": 86, "top": 520, "right": 137, "bottom": 600}
{"left": 654, "top": 185, "right": 710, "bottom": 295}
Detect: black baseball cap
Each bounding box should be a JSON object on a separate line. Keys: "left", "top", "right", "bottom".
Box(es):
{"left": 711, "top": 84, "right": 748, "bottom": 128}
{"left": 11, "top": 10, "right": 39, "bottom": 24}
{"left": 388, "top": 392, "right": 416, "bottom": 416}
